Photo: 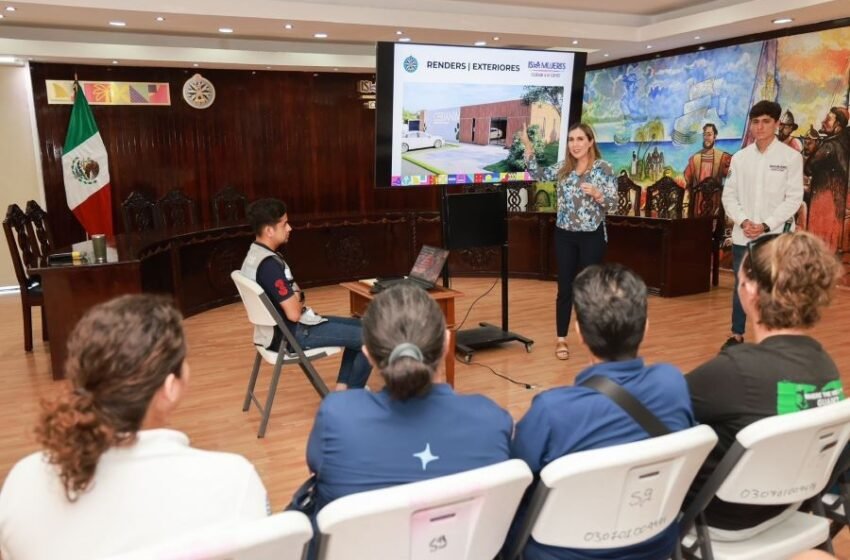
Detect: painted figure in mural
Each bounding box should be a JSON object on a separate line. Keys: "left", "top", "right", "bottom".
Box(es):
{"left": 806, "top": 106, "right": 850, "bottom": 253}
{"left": 631, "top": 150, "right": 638, "bottom": 177}
{"left": 777, "top": 110, "right": 803, "bottom": 152}
{"left": 796, "top": 125, "right": 823, "bottom": 231}
{"left": 720, "top": 100, "right": 803, "bottom": 350}
{"left": 683, "top": 123, "right": 733, "bottom": 195}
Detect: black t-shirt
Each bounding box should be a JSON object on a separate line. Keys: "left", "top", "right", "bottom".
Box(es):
{"left": 687, "top": 335, "right": 844, "bottom": 530}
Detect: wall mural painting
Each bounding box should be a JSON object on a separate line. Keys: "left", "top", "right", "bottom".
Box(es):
{"left": 581, "top": 26, "right": 850, "bottom": 285}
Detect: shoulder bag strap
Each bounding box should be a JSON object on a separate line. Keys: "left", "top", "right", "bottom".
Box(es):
{"left": 581, "top": 375, "right": 671, "bottom": 437}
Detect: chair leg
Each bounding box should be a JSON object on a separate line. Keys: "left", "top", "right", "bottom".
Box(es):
{"left": 40, "top": 305, "right": 48, "bottom": 341}
{"left": 257, "top": 357, "right": 284, "bottom": 438}
{"left": 243, "top": 352, "right": 263, "bottom": 412}
{"left": 22, "top": 301, "right": 33, "bottom": 352}
{"left": 299, "top": 360, "right": 330, "bottom": 398}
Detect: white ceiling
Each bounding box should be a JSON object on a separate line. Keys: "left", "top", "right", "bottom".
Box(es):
{"left": 0, "top": 0, "right": 847, "bottom": 71}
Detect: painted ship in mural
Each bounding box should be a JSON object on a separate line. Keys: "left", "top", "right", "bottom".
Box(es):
{"left": 672, "top": 78, "right": 728, "bottom": 145}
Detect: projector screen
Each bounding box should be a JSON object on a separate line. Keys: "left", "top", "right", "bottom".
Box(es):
{"left": 375, "top": 42, "right": 586, "bottom": 188}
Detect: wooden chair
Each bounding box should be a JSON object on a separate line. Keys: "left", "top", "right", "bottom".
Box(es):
{"left": 24, "top": 200, "right": 53, "bottom": 263}
{"left": 155, "top": 189, "right": 197, "bottom": 229}
{"left": 3, "top": 204, "right": 47, "bottom": 351}
{"left": 212, "top": 186, "right": 248, "bottom": 227}
{"left": 645, "top": 176, "right": 684, "bottom": 219}
{"left": 688, "top": 177, "right": 725, "bottom": 286}
{"left": 121, "top": 191, "right": 157, "bottom": 233}
{"left": 616, "top": 175, "right": 642, "bottom": 216}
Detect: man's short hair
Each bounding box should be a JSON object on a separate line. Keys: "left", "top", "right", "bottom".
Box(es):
{"left": 573, "top": 264, "right": 647, "bottom": 361}
{"left": 247, "top": 198, "right": 287, "bottom": 237}
{"left": 702, "top": 123, "right": 718, "bottom": 136}
{"left": 830, "top": 106, "right": 849, "bottom": 130}
{"left": 749, "top": 100, "right": 781, "bottom": 121}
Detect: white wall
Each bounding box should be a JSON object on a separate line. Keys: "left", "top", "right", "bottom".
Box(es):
{"left": 0, "top": 64, "right": 46, "bottom": 288}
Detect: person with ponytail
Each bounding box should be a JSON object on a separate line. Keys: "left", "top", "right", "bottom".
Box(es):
{"left": 305, "top": 282, "right": 512, "bottom": 514}
{"left": 687, "top": 231, "right": 844, "bottom": 536}
{"left": 0, "top": 295, "right": 268, "bottom": 560}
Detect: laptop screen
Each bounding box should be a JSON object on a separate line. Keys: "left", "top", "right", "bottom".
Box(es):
{"left": 409, "top": 245, "right": 449, "bottom": 284}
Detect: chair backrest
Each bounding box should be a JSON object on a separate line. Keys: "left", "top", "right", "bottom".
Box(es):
{"left": 516, "top": 425, "right": 717, "bottom": 552}
{"left": 3, "top": 204, "right": 39, "bottom": 288}
{"left": 316, "top": 459, "right": 533, "bottom": 560}
{"left": 121, "top": 191, "right": 157, "bottom": 233}
{"left": 616, "top": 175, "right": 642, "bottom": 216}
{"left": 103, "top": 511, "right": 312, "bottom": 560}
{"left": 156, "top": 188, "right": 198, "bottom": 229}
{"left": 644, "top": 176, "right": 684, "bottom": 219}
{"left": 231, "top": 270, "right": 279, "bottom": 328}
{"left": 24, "top": 200, "right": 53, "bottom": 260}
{"left": 716, "top": 399, "right": 850, "bottom": 506}
{"left": 213, "top": 186, "right": 249, "bottom": 227}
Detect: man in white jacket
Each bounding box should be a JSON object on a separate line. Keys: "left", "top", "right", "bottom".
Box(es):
{"left": 721, "top": 100, "right": 803, "bottom": 350}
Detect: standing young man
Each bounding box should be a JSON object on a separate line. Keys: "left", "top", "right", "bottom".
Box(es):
{"left": 240, "top": 198, "right": 371, "bottom": 390}
{"left": 720, "top": 100, "right": 803, "bottom": 349}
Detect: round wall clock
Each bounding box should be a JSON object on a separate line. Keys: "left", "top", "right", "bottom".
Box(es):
{"left": 182, "top": 73, "right": 216, "bottom": 109}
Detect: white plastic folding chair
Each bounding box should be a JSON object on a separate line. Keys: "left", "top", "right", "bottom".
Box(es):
{"left": 102, "top": 511, "right": 312, "bottom": 560}
{"left": 680, "top": 399, "right": 850, "bottom": 560}
{"left": 315, "top": 459, "right": 533, "bottom": 560}
{"left": 503, "top": 424, "right": 718, "bottom": 560}
{"left": 231, "top": 270, "right": 340, "bottom": 437}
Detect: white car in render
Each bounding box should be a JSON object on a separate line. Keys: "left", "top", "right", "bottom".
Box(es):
{"left": 400, "top": 131, "right": 444, "bottom": 152}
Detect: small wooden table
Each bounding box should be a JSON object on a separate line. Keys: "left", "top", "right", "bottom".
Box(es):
{"left": 340, "top": 281, "right": 462, "bottom": 387}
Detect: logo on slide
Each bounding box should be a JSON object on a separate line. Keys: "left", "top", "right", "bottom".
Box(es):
{"left": 403, "top": 56, "right": 419, "bottom": 73}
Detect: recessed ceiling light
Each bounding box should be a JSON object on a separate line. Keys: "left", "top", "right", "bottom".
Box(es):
{"left": 155, "top": 16, "right": 165, "bottom": 22}
{"left": 772, "top": 17, "right": 793, "bottom": 24}
{"left": 698, "top": 46, "right": 706, "bottom": 51}
{"left": 0, "top": 13, "right": 4, "bottom": 18}
{"left": 5, "top": 6, "right": 15, "bottom": 11}
{"left": 314, "top": 32, "right": 327, "bottom": 38}
{"left": 333, "top": 67, "right": 339, "bottom": 71}
{"left": 398, "top": 37, "right": 411, "bottom": 42}
{"left": 694, "top": 35, "right": 701, "bottom": 40}
{"left": 646, "top": 44, "right": 653, "bottom": 49}
{"left": 109, "top": 21, "right": 126, "bottom": 27}
{"left": 571, "top": 40, "right": 579, "bottom": 45}
{"left": 218, "top": 27, "right": 234, "bottom": 33}
{"left": 192, "top": 63, "right": 199, "bottom": 67}
{"left": 111, "top": 60, "right": 118, "bottom": 64}
{"left": 603, "top": 53, "right": 610, "bottom": 57}
{"left": 252, "top": 71, "right": 256, "bottom": 75}
{"left": 284, "top": 23, "right": 293, "bottom": 30}
{"left": 313, "top": 73, "right": 318, "bottom": 77}
{"left": 396, "top": 30, "right": 403, "bottom": 35}
{"left": 265, "top": 66, "right": 271, "bottom": 69}
{"left": 493, "top": 36, "right": 500, "bottom": 41}
{"left": 474, "top": 41, "right": 487, "bottom": 46}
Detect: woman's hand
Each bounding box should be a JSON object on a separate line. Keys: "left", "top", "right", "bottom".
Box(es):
{"left": 580, "top": 182, "right": 604, "bottom": 203}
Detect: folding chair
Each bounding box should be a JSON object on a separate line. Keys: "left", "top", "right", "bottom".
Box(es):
{"left": 680, "top": 399, "right": 850, "bottom": 560}
{"left": 103, "top": 511, "right": 312, "bottom": 560}
{"left": 315, "top": 459, "right": 533, "bottom": 560}
{"left": 503, "top": 424, "right": 717, "bottom": 560}
{"left": 231, "top": 271, "right": 338, "bottom": 438}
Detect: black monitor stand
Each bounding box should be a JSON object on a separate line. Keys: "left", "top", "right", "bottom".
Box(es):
{"left": 440, "top": 185, "right": 534, "bottom": 363}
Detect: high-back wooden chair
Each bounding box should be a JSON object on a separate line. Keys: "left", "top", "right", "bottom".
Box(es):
{"left": 212, "top": 186, "right": 249, "bottom": 227}
{"left": 616, "top": 175, "right": 642, "bottom": 216}
{"left": 3, "top": 204, "right": 47, "bottom": 351}
{"left": 121, "top": 191, "right": 157, "bottom": 233}
{"left": 645, "top": 177, "right": 684, "bottom": 219}
{"left": 24, "top": 200, "right": 53, "bottom": 262}
{"left": 155, "top": 189, "right": 198, "bottom": 230}
{"left": 688, "top": 177, "right": 725, "bottom": 286}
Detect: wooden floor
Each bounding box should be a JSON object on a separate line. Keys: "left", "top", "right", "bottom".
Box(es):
{"left": 2, "top": 273, "right": 850, "bottom": 556}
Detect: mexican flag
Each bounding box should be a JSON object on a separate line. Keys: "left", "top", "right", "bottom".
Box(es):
{"left": 62, "top": 84, "right": 113, "bottom": 236}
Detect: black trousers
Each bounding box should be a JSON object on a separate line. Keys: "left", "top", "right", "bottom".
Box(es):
{"left": 554, "top": 224, "right": 606, "bottom": 337}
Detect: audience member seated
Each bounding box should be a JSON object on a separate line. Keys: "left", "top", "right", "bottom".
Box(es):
{"left": 509, "top": 263, "right": 695, "bottom": 560}
{"left": 0, "top": 295, "right": 268, "bottom": 560}
{"left": 307, "top": 282, "right": 513, "bottom": 513}
{"left": 241, "top": 198, "right": 370, "bottom": 390}
{"left": 687, "top": 231, "right": 844, "bottom": 538}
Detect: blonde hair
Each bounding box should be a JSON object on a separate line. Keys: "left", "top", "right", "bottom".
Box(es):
{"left": 742, "top": 231, "right": 842, "bottom": 329}
{"left": 557, "top": 122, "right": 602, "bottom": 182}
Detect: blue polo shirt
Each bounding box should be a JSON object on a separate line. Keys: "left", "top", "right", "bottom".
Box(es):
{"left": 307, "top": 383, "right": 513, "bottom": 512}
{"left": 510, "top": 358, "right": 695, "bottom": 560}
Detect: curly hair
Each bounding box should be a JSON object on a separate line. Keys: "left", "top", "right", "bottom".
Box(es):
{"left": 36, "top": 295, "right": 186, "bottom": 501}
{"left": 742, "top": 231, "right": 841, "bottom": 330}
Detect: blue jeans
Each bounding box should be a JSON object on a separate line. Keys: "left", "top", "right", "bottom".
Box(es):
{"left": 293, "top": 316, "right": 371, "bottom": 388}
{"left": 731, "top": 244, "right": 747, "bottom": 336}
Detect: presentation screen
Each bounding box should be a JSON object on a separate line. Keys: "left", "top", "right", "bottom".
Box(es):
{"left": 375, "top": 42, "right": 586, "bottom": 188}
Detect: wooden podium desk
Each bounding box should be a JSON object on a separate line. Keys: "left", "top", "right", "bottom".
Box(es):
{"left": 340, "top": 281, "right": 461, "bottom": 388}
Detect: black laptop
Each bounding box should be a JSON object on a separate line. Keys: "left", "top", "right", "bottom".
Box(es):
{"left": 370, "top": 245, "right": 449, "bottom": 293}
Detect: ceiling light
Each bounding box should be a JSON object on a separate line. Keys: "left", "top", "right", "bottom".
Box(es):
{"left": 396, "top": 30, "right": 403, "bottom": 35}
{"left": 0, "top": 13, "right": 4, "bottom": 18}
{"left": 313, "top": 73, "right": 318, "bottom": 77}
{"left": 284, "top": 23, "right": 293, "bottom": 30}
{"left": 192, "top": 63, "right": 199, "bottom": 67}
{"left": 493, "top": 36, "right": 500, "bottom": 41}
{"left": 155, "top": 16, "right": 165, "bottom": 22}
{"left": 314, "top": 32, "right": 327, "bottom": 38}
{"left": 109, "top": 21, "right": 126, "bottom": 27}
{"left": 333, "top": 67, "right": 339, "bottom": 71}
{"left": 218, "top": 27, "right": 234, "bottom": 33}
{"left": 5, "top": 6, "right": 15, "bottom": 11}
{"left": 0, "top": 55, "right": 22, "bottom": 65}
{"left": 603, "top": 53, "right": 610, "bottom": 57}
{"left": 698, "top": 46, "right": 706, "bottom": 51}
{"left": 694, "top": 35, "right": 701, "bottom": 40}
{"left": 772, "top": 17, "right": 793, "bottom": 24}
{"left": 398, "top": 37, "right": 411, "bottom": 42}
{"left": 111, "top": 60, "right": 118, "bottom": 64}
{"left": 265, "top": 66, "right": 271, "bottom": 69}
{"left": 474, "top": 41, "right": 487, "bottom": 46}
{"left": 646, "top": 45, "right": 653, "bottom": 49}
{"left": 571, "top": 40, "right": 579, "bottom": 45}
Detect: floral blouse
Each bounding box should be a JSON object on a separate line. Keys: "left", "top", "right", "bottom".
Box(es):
{"left": 531, "top": 159, "right": 617, "bottom": 234}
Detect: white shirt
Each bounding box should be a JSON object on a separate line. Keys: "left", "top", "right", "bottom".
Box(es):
{"left": 0, "top": 429, "right": 269, "bottom": 560}
{"left": 721, "top": 137, "right": 803, "bottom": 246}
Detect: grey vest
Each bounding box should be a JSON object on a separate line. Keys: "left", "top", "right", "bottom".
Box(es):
{"left": 240, "top": 243, "right": 294, "bottom": 347}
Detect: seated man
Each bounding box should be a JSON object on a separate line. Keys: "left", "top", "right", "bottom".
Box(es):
{"left": 509, "top": 263, "right": 695, "bottom": 560}
{"left": 241, "top": 198, "right": 371, "bottom": 390}
{"left": 686, "top": 231, "right": 844, "bottom": 538}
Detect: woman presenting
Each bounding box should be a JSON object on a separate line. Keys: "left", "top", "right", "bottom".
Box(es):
{"left": 526, "top": 122, "right": 616, "bottom": 360}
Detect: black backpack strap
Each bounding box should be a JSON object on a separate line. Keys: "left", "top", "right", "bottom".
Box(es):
{"left": 581, "top": 375, "right": 671, "bottom": 437}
